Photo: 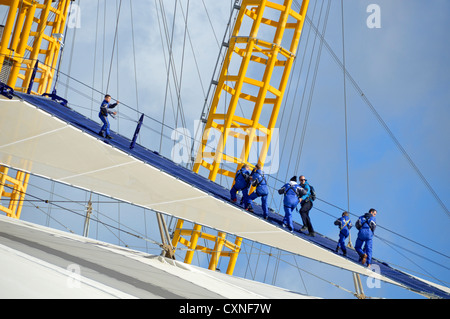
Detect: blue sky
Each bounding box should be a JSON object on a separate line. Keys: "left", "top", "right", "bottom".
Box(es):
{"left": 2, "top": 0, "right": 448, "bottom": 298}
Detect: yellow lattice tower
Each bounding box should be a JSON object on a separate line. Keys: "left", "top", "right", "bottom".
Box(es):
{"left": 0, "top": 166, "right": 29, "bottom": 219}
{"left": 193, "top": 0, "right": 310, "bottom": 180}
{"left": 0, "top": 0, "right": 73, "bottom": 219}
{"left": 0, "top": 0, "right": 73, "bottom": 94}
{"left": 173, "top": 0, "right": 310, "bottom": 275}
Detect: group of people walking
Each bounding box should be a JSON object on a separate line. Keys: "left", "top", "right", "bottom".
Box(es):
{"left": 230, "top": 165, "right": 316, "bottom": 236}
{"left": 334, "top": 209, "right": 377, "bottom": 267}
{"left": 230, "top": 163, "right": 269, "bottom": 219}
{"left": 230, "top": 163, "right": 377, "bottom": 268}
{"left": 99, "top": 95, "right": 377, "bottom": 269}
{"left": 278, "top": 175, "right": 315, "bottom": 236}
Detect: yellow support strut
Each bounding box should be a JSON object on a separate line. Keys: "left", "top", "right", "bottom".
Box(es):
{"left": 171, "top": 220, "right": 243, "bottom": 275}
{"left": 0, "top": 166, "right": 29, "bottom": 219}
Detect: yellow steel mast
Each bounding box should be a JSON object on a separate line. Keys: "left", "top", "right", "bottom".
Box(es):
{"left": 173, "top": 0, "right": 310, "bottom": 275}
{"left": 193, "top": 0, "right": 309, "bottom": 180}
{"left": 0, "top": 0, "right": 73, "bottom": 219}
{"left": 0, "top": 0, "right": 72, "bottom": 94}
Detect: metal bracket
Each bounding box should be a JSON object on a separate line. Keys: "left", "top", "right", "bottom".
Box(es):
{"left": 0, "top": 82, "right": 14, "bottom": 99}
{"left": 42, "top": 89, "right": 68, "bottom": 107}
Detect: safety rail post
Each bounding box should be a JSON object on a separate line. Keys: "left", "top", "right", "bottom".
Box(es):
{"left": 27, "top": 59, "right": 39, "bottom": 94}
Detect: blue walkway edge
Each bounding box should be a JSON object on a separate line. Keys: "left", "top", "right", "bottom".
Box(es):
{"left": 13, "top": 92, "right": 449, "bottom": 299}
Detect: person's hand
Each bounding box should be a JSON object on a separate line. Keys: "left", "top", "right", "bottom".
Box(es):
{"left": 113, "top": 111, "right": 117, "bottom": 115}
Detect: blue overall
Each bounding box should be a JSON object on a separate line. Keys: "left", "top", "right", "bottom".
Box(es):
{"left": 355, "top": 213, "right": 376, "bottom": 265}
{"left": 245, "top": 169, "right": 269, "bottom": 218}
{"left": 230, "top": 167, "right": 251, "bottom": 205}
{"left": 281, "top": 182, "right": 302, "bottom": 231}
{"left": 334, "top": 216, "right": 352, "bottom": 254}
{"left": 98, "top": 100, "right": 117, "bottom": 137}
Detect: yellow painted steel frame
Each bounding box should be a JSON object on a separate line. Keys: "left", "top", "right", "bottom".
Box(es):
{"left": 171, "top": 220, "right": 243, "bottom": 275}
{"left": 193, "top": 0, "right": 310, "bottom": 181}
{"left": 180, "top": 0, "right": 309, "bottom": 276}
{"left": 0, "top": 0, "right": 72, "bottom": 95}
{"left": 0, "top": 166, "right": 29, "bottom": 219}
{"left": 0, "top": 1, "right": 72, "bottom": 219}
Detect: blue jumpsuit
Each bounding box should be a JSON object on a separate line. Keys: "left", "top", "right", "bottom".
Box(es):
{"left": 98, "top": 100, "right": 117, "bottom": 137}
{"left": 355, "top": 213, "right": 376, "bottom": 266}
{"left": 280, "top": 182, "right": 302, "bottom": 231}
{"left": 334, "top": 215, "right": 352, "bottom": 254}
{"left": 230, "top": 167, "right": 251, "bottom": 206}
{"left": 245, "top": 169, "right": 269, "bottom": 218}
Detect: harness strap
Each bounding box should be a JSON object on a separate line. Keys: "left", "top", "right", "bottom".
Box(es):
{"left": 340, "top": 218, "right": 350, "bottom": 230}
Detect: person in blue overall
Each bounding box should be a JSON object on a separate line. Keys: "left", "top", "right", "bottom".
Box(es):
{"left": 355, "top": 208, "right": 377, "bottom": 267}
{"left": 245, "top": 164, "right": 269, "bottom": 219}
{"left": 279, "top": 176, "right": 306, "bottom": 232}
{"left": 230, "top": 164, "right": 251, "bottom": 207}
{"left": 334, "top": 211, "right": 352, "bottom": 256}
{"left": 98, "top": 94, "right": 119, "bottom": 139}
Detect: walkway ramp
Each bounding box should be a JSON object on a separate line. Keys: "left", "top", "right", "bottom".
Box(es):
{"left": 0, "top": 92, "right": 448, "bottom": 299}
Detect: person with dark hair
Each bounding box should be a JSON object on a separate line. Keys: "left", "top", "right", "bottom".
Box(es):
{"left": 334, "top": 211, "right": 352, "bottom": 256}
{"left": 98, "top": 94, "right": 119, "bottom": 139}
{"left": 279, "top": 176, "right": 306, "bottom": 232}
{"left": 355, "top": 208, "right": 377, "bottom": 267}
{"left": 298, "top": 175, "right": 315, "bottom": 236}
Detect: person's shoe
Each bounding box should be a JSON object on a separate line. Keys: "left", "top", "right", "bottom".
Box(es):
{"left": 300, "top": 226, "right": 308, "bottom": 232}
{"left": 106, "top": 135, "right": 113, "bottom": 139}
{"left": 231, "top": 198, "right": 237, "bottom": 203}
{"left": 307, "top": 232, "right": 315, "bottom": 237}
{"left": 335, "top": 246, "right": 339, "bottom": 253}
{"left": 98, "top": 131, "right": 105, "bottom": 137}
{"left": 361, "top": 254, "right": 367, "bottom": 265}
